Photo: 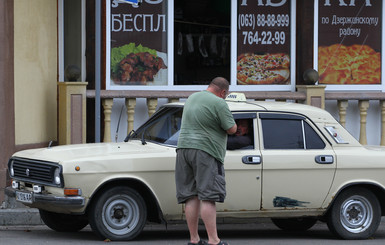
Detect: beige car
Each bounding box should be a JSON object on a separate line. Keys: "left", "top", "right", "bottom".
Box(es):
{"left": 6, "top": 93, "right": 385, "bottom": 240}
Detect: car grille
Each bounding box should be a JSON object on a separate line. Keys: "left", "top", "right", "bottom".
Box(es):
{"left": 9, "top": 157, "right": 63, "bottom": 187}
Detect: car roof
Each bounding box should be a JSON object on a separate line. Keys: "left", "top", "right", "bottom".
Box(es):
{"left": 165, "top": 100, "right": 336, "bottom": 124}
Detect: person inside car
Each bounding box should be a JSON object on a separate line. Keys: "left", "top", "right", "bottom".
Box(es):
{"left": 227, "top": 119, "right": 253, "bottom": 150}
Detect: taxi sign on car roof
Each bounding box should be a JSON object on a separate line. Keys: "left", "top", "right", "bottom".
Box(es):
{"left": 117, "top": 0, "right": 142, "bottom": 5}
{"left": 226, "top": 92, "right": 247, "bottom": 102}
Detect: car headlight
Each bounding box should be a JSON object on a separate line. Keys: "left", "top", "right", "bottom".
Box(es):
{"left": 54, "top": 168, "right": 61, "bottom": 185}
{"left": 9, "top": 160, "right": 14, "bottom": 177}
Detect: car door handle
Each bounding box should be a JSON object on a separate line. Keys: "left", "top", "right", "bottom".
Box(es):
{"left": 315, "top": 155, "right": 334, "bottom": 164}
{"left": 242, "top": 155, "right": 262, "bottom": 164}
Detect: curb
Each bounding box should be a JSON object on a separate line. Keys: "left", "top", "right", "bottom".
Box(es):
{"left": 0, "top": 208, "right": 43, "bottom": 226}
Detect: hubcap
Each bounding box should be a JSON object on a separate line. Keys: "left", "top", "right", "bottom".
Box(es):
{"left": 113, "top": 208, "right": 124, "bottom": 219}
{"left": 102, "top": 194, "right": 140, "bottom": 235}
{"left": 340, "top": 195, "right": 373, "bottom": 233}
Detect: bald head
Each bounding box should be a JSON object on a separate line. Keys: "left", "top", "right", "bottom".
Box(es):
{"left": 207, "top": 77, "right": 229, "bottom": 99}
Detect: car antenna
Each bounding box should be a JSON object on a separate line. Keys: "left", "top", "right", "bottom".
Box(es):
{"left": 115, "top": 105, "right": 124, "bottom": 143}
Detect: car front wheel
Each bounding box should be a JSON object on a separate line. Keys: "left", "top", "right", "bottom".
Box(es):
{"left": 327, "top": 187, "right": 381, "bottom": 240}
{"left": 39, "top": 210, "right": 88, "bottom": 232}
{"left": 88, "top": 186, "right": 147, "bottom": 241}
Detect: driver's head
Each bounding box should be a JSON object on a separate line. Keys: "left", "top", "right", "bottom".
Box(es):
{"left": 235, "top": 119, "right": 249, "bottom": 136}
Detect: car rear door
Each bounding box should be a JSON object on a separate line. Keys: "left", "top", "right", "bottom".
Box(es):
{"left": 258, "top": 113, "right": 336, "bottom": 210}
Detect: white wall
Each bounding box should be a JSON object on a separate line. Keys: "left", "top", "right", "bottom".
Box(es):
{"left": 14, "top": 0, "right": 58, "bottom": 145}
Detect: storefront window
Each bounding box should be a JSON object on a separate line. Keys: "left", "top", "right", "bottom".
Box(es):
{"left": 63, "top": 0, "right": 83, "bottom": 81}
{"left": 317, "top": 0, "right": 382, "bottom": 87}
{"left": 109, "top": 0, "right": 168, "bottom": 88}
{"left": 173, "top": 0, "right": 231, "bottom": 85}
{"left": 106, "top": 0, "right": 295, "bottom": 90}
{"left": 237, "top": 0, "right": 292, "bottom": 86}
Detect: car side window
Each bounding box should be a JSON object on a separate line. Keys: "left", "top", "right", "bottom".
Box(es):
{"left": 304, "top": 122, "right": 326, "bottom": 149}
{"left": 227, "top": 115, "right": 255, "bottom": 150}
{"left": 260, "top": 114, "right": 325, "bottom": 150}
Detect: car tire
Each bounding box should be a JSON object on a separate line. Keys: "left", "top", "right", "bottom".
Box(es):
{"left": 327, "top": 187, "right": 381, "bottom": 240}
{"left": 39, "top": 209, "right": 88, "bottom": 232}
{"left": 271, "top": 217, "right": 317, "bottom": 231}
{"left": 88, "top": 186, "right": 147, "bottom": 241}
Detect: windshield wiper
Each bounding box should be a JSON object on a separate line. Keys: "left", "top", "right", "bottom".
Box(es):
{"left": 124, "top": 129, "right": 147, "bottom": 145}
{"left": 141, "top": 132, "right": 147, "bottom": 145}
{"left": 124, "top": 130, "right": 137, "bottom": 142}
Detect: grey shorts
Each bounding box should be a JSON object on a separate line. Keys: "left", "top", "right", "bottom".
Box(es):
{"left": 175, "top": 148, "right": 226, "bottom": 204}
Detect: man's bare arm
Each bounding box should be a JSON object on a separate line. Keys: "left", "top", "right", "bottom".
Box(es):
{"left": 226, "top": 124, "right": 237, "bottom": 135}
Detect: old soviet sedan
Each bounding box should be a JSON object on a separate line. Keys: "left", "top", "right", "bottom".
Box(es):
{"left": 6, "top": 93, "right": 385, "bottom": 241}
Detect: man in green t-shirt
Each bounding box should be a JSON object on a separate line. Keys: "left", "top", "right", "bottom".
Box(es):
{"left": 175, "top": 77, "right": 237, "bottom": 245}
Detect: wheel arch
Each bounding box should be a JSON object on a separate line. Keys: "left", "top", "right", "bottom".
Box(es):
{"left": 325, "top": 182, "right": 385, "bottom": 217}
{"left": 85, "top": 178, "right": 164, "bottom": 224}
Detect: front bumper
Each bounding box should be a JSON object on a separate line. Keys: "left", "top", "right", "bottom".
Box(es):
{"left": 5, "top": 186, "right": 85, "bottom": 208}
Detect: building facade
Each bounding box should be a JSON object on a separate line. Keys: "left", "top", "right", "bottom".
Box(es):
{"left": 1, "top": 0, "right": 384, "bottom": 205}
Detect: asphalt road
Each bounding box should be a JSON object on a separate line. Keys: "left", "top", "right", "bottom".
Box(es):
{"left": 1, "top": 219, "right": 385, "bottom": 245}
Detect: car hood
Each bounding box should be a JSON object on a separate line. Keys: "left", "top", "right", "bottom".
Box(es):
{"left": 12, "top": 140, "right": 175, "bottom": 163}
{"left": 364, "top": 145, "right": 385, "bottom": 151}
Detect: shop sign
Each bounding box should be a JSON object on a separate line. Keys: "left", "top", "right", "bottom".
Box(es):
{"left": 318, "top": 0, "right": 382, "bottom": 85}
{"left": 237, "top": 0, "right": 291, "bottom": 85}
{"left": 109, "top": 0, "right": 168, "bottom": 88}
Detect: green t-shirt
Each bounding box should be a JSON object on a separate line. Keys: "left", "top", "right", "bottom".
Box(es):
{"left": 177, "top": 90, "right": 235, "bottom": 163}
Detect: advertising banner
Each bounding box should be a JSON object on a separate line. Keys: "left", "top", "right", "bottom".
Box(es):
{"left": 237, "top": 0, "right": 291, "bottom": 85}
{"left": 318, "top": 0, "right": 382, "bottom": 85}
{"left": 109, "top": 0, "right": 168, "bottom": 87}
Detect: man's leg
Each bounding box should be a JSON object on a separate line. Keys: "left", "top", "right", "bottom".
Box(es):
{"left": 185, "top": 196, "right": 201, "bottom": 243}
{"left": 201, "top": 200, "right": 220, "bottom": 245}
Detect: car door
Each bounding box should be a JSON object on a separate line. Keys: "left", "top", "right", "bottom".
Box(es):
{"left": 258, "top": 113, "right": 336, "bottom": 210}
{"left": 217, "top": 113, "right": 263, "bottom": 213}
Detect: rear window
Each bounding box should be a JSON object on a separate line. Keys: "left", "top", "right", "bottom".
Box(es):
{"left": 261, "top": 114, "right": 325, "bottom": 150}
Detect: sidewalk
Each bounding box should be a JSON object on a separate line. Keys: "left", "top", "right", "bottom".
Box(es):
{"left": 0, "top": 208, "right": 43, "bottom": 226}
{"left": 0, "top": 195, "right": 44, "bottom": 226}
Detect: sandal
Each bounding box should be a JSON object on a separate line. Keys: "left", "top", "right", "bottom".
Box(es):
{"left": 210, "top": 241, "right": 228, "bottom": 245}
{"left": 188, "top": 239, "right": 208, "bottom": 245}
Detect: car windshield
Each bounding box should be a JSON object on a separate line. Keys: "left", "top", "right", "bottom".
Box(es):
{"left": 125, "top": 106, "right": 183, "bottom": 146}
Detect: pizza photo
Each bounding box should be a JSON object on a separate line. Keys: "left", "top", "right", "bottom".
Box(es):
{"left": 237, "top": 53, "right": 290, "bottom": 85}
{"left": 318, "top": 44, "right": 381, "bottom": 84}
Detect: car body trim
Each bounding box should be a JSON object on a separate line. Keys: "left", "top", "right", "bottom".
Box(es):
{"left": 259, "top": 113, "right": 305, "bottom": 120}
{"left": 233, "top": 113, "right": 257, "bottom": 119}
{"left": 5, "top": 186, "right": 85, "bottom": 208}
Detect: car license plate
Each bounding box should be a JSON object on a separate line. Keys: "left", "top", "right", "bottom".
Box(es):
{"left": 16, "top": 191, "right": 33, "bottom": 204}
